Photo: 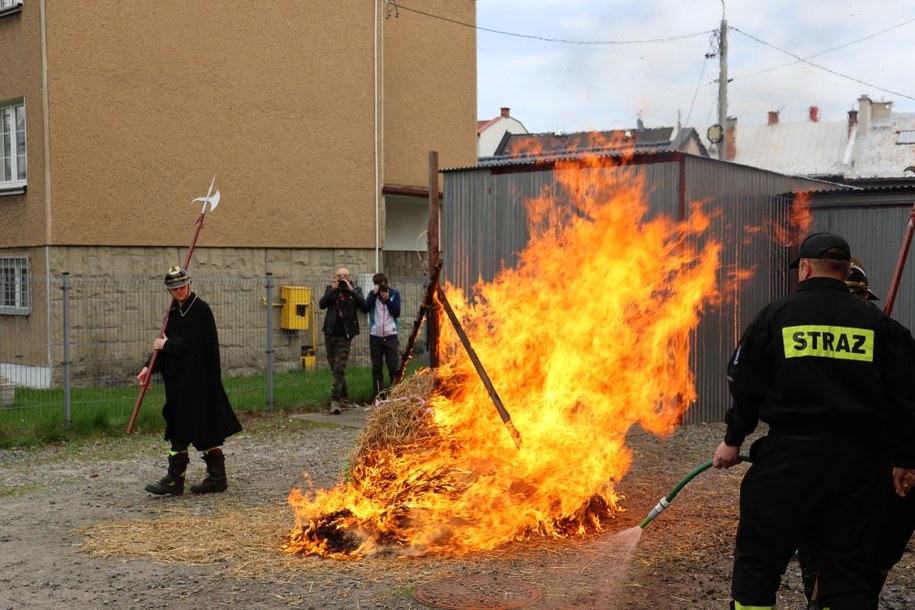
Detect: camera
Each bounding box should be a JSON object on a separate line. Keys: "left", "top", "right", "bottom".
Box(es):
{"left": 379, "top": 282, "right": 389, "bottom": 293}
{"left": 337, "top": 278, "right": 349, "bottom": 291}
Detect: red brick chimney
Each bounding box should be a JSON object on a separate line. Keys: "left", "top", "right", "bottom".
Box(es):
{"left": 767, "top": 111, "right": 779, "bottom": 125}
{"left": 809, "top": 106, "right": 819, "bottom": 122}
{"left": 500, "top": 107, "right": 510, "bottom": 118}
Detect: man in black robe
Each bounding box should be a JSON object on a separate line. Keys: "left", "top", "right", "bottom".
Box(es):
{"left": 138, "top": 266, "right": 242, "bottom": 495}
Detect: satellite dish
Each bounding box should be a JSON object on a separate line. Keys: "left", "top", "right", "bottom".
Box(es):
{"left": 707, "top": 124, "right": 724, "bottom": 144}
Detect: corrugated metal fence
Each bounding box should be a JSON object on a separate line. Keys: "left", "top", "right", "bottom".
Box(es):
{"left": 442, "top": 153, "right": 823, "bottom": 424}
{"left": 0, "top": 273, "right": 429, "bottom": 424}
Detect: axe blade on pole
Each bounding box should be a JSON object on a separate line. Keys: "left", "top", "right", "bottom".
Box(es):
{"left": 192, "top": 175, "right": 219, "bottom": 213}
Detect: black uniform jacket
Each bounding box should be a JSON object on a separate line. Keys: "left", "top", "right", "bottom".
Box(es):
{"left": 150, "top": 293, "right": 242, "bottom": 449}
{"left": 725, "top": 277, "right": 915, "bottom": 468}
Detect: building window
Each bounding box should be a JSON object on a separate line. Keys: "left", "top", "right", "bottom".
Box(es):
{"left": 0, "top": 100, "right": 26, "bottom": 192}
{"left": 0, "top": 0, "right": 23, "bottom": 17}
{"left": 0, "top": 257, "right": 30, "bottom": 315}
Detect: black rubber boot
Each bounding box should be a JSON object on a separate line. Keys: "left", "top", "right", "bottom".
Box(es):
{"left": 190, "top": 448, "right": 228, "bottom": 494}
{"left": 145, "top": 452, "right": 189, "bottom": 496}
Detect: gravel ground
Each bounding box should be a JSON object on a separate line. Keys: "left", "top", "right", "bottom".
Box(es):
{"left": 0, "top": 410, "right": 912, "bottom": 610}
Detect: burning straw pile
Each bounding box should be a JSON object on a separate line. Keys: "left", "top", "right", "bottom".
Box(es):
{"left": 284, "top": 158, "right": 722, "bottom": 560}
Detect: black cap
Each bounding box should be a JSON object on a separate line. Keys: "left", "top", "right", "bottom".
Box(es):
{"left": 164, "top": 265, "right": 191, "bottom": 288}
{"left": 790, "top": 232, "right": 851, "bottom": 268}
{"left": 846, "top": 262, "right": 879, "bottom": 301}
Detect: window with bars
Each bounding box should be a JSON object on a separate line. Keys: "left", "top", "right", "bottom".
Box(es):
{"left": 0, "top": 257, "right": 30, "bottom": 314}
{"left": 0, "top": 100, "right": 26, "bottom": 192}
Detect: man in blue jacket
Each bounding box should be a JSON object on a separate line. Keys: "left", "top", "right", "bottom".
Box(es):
{"left": 365, "top": 272, "right": 401, "bottom": 398}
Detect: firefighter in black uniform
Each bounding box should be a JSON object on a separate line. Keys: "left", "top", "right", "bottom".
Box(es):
{"left": 712, "top": 232, "right": 915, "bottom": 610}
{"left": 800, "top": 261, "right": 887, "bottom": 608}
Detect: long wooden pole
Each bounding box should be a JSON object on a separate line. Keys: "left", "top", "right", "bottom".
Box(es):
{"left": 427, "top": 151, "right": 441, "bottom": 368}
{"left": 394, "top": 260, "right": 442, "bottom": 386}
{"left": 126, "top": 181, "right": 218, "bottom": 434}
{"left": 437, "top": 286, "right": 522, "bottom": 450}
{"left": 883, "top": 200, "right": 915, "bottom": 316}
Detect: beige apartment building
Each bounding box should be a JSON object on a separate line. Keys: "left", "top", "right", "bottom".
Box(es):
{"left": 0, "top": 0, "right": 476, "bottom": 381}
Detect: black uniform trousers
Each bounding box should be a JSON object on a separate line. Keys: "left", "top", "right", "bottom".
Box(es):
{"left": 733, "top": 434, "right": 881, "bottom": 609}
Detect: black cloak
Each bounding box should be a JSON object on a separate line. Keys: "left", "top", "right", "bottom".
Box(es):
{"left": 150, "top": 292, "right": 242, "bottom": 449}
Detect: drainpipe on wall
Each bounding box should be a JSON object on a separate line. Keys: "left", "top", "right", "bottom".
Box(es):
{"left": 373, "top": 0, "right": 381, "bottom": 271}
{"left": 40, "top": 0, "right": 53, "bottom": 374}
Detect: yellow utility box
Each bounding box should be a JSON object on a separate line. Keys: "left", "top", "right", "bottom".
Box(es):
{"left": 301, "top": 346, "right": 317, "bottom": 370}
{"left": 280, "top": 286, "right": 311, "bottom": 331}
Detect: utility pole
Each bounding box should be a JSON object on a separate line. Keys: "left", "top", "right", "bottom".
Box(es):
{"left": 717, "top": 13, "right": 729, "bottom": 161}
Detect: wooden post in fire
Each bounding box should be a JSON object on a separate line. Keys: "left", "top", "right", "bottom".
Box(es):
{"left": 427, "top": 151, "right": 441, "bottom": 368}
{"left": 394, "top": 260, "right": 442, "bottom": 386}
{"left": 437, "top": 286, "right": 523, "bottom": 450}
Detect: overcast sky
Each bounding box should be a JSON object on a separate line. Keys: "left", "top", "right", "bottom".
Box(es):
{"left": 476, "top": 0, "right": 915, "bottom": 136}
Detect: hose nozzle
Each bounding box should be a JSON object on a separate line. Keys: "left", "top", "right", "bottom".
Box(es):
{"left": 639, "top": 497, "right": 670, "bottom": 528}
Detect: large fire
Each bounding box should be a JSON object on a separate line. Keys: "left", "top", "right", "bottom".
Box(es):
{"left": 285, "top": 154, "right": 722, "bottom": 559}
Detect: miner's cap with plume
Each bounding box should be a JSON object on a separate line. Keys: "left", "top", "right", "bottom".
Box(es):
{"left": 790, "top": 232, "right": 851, "bottom": 268}
{"left": 164, "top": 266, "right": 191, "bottom": 288}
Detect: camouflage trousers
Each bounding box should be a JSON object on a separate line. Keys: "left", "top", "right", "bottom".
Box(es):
{"left": 324, "top": 335, "right": 352, "bottom": 401}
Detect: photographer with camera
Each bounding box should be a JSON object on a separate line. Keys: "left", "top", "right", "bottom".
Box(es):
{"left": 318, "top": 267, "right": 368, "bottom": 414}
{"left": 366, "top": 272, "right": 401, "bottom": 398}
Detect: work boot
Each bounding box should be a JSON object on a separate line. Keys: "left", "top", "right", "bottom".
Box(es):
{"left": 190, "top": 448, "right": 228, "bottom": 494}
{"left": 145, "top": 452, "right": 189, "bottom": 496}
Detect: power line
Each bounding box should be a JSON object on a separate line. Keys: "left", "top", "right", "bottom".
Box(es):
{"left": 733, "top": 16, "right": 915, "bottom": 80}
{"left": 730, "top": 26, "right": 915, "bottom": 102}
{"left": 392, "top": 0, "right": 915, "bottom": 108}
{"left": 685, "top": 31, "right": 717, "bottom": 127}
{"left": 389, "top": 1, "right": 713, "bottom": 45}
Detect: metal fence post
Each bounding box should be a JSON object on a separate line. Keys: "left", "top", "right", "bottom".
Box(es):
{"left": 62, "top": 272, "right": 72, "bottom": 428}
{"left": 265, "top": 272, "right": 274, "bottom": 410}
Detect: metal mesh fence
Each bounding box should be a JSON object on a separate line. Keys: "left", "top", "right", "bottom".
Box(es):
{"left": 0, "top": 273, "right": 430, "bottom": 425}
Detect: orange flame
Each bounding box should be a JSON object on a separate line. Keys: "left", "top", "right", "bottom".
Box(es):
{"left": 286, "top": 153, "right": 722, "bottom": 559}
{"left": 769, "top": 191, "right": 813, "bottom": 247}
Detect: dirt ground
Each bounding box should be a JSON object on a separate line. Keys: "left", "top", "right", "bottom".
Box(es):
{"left": 1, "top": 409, "right": 913, "bottom": 610}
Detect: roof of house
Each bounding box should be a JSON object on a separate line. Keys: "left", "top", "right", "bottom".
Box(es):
{"left": 733, "top": 120, "right": 851, "bottom": 178}
{"left": 491, "top": 126, "right": 708, "bottom": 158}
{"left": 477, "top": 117, "right": 502, "bottom": 134}
{"left": 731, "top": 99, "right": 915, "bottom": 181}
